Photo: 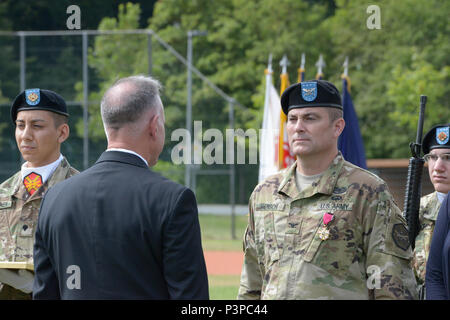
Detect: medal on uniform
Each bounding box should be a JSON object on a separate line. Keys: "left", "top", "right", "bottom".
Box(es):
{"left": 318, "top": 212, "right": 334, "bottom": 241}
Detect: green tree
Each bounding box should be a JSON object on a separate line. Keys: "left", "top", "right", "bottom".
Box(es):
{"left": 75, "top": 2, "right": 185, "bottom": 178}
{"left": 68, "top": 0, "right": 449, "bottom": 202}
{"left": 0, "top": 1, "right": 14, "bottom": 152}
{"left": 147, "top": 0, "right": 335, "bottom": 202}
{"left": 0, "top": 87, "right": 8, "bottom": 150}
{"left": 326, "top": 0, "right": 449, "bottom": 157}
{"left": 149, "top": 0, "right": 333, "bottom": 127}
{"left": 388, "top": 56, "right": 449, "bottom": 131}
{"left": 74, "top": 2, "right": 148, "bottom": 141}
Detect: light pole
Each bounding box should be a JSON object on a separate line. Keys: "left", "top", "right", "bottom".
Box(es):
{"left": 185, "top": 30, "right": 207, "bottom": 189}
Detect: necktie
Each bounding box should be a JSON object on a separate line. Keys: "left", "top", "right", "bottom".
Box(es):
{"left": 23, "top": 172, "right": 43, "bottom": 196}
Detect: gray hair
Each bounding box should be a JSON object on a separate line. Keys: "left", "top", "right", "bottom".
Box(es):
{"left": 327, "top": 107, "right": 343, "bottom": 123}
{"left": 101, "top": 75, "right": 162, "bottom": 129}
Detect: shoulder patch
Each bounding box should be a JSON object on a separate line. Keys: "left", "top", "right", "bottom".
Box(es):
{"left": 392, "top": 223, "right": 409, "bottom": 251}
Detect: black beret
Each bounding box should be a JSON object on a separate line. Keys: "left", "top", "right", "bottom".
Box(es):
{"left": 11, "top": 88, "right": 69, "bottom": 122}
{"left": 422, "top": 123, "right": 450, "bottom": 155}
{"left": 280, "top": 79, "right": 342, "bottom": 115}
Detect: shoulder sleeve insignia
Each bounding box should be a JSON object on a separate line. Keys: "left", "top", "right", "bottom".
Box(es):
{"left": 392, "top": 223, "right": 409, "bottom": 251}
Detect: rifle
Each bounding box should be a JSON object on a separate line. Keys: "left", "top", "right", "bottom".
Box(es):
{"left": 403, "top": 95, "right": 427, "bottom": 250}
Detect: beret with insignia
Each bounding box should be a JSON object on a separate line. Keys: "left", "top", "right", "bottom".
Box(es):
{"left": 11, "top": 88, "right": 69, "bottom": 123}
{"left": 280, "top": 79, "right": 342, "bottom": 115}
{"left": 422, "top": 123, "right": 450, "bottom": 155}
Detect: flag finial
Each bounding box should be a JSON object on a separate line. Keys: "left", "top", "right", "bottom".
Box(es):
{"left": 343, "top": 56, "right": 349, "bottom": 77}
{"left": 341, "top": 56, "right": 351, "bottom": 92}
{"left": 280, "top": 55, "right": 290, "bottom": 74}
{"left": 300, "top": 53, "right": 305, "bottom": 70}
{"left": 315, "top": 54, "right": 326, "bottom": 75}
{"left": 267, "top": 53, "right": 273, "bottom": 74}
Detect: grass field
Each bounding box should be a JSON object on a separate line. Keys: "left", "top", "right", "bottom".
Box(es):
{"left": 198, "top": 214, "right": 248, "bottom": 299}
{"left": 208, "top": 274, "right": 241, "bottom": 300}
{"left": 198, "top": 214, "right": 248, "bottom": 251}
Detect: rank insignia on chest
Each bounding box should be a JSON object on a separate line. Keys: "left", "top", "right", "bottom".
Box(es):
{"left": 23, "top": 172, "right": 43, "bottom": 196}
{"left": 318, "top": 212, "right": 334, "bottom": 241}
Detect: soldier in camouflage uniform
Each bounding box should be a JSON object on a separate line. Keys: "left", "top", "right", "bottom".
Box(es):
{"left": 0, "top": 89, "right": 78, "bottom": 299}
{"left": 238, "top": 80, "right": 418, "bottom": 300}
{"left": 412, "top": 124, "right": 450, "bottom": 298}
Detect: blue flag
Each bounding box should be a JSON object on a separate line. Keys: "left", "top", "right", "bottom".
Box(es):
{"left": 338, "top": 78, "right": 367, "bottom": 169}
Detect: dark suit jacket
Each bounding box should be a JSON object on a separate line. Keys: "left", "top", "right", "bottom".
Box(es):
{"left": 33, "top": 151, "right": 209, "bottom": 299}
{"left": 426, "top": 191, "right": 450, "bottom": 300}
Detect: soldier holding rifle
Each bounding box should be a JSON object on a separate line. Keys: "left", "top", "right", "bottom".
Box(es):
{"left": 412, "top": 123, "right": 450, "bottom": 296}
{"left": 238, "top": 80, "right": 418, "bottom": 300}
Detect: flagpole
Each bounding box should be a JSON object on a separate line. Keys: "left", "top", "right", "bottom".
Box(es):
{"left": 298, "top": 53, "right": 305, "bottom": 83}
{"left": 279, "top": 55, "right": 290, "bottom": 169}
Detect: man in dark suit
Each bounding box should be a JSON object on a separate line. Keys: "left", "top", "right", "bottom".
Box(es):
{"left": 32, "top": 75, "right": 209, "bottom": 299}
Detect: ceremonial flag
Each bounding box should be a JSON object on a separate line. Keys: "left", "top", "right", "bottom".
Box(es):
{"left": 258, "top": 58, "right": 281, "bottom": 182}
{"left": 278, "top": 55, "right": 296, "bottom": 169}
{"left": 338, "top": 74, "right": 367, "bottom": 169}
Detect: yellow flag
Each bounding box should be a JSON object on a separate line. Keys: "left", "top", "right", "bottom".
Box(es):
{"left": 278, "top": 72, "right": 290, "bottom": 169}
{"left": 297, "top": 67, "right": 305, "bottom": 83}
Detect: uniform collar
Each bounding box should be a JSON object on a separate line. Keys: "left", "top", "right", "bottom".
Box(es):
{"left": 21, "top": 154, "right": 63, "bottom": 184}
{"left": 437, "top": 192, "right": 447, "bottom": 204}
{"left": 423, "top": 191, "right": 444, "bottom": 221}
{"left": 12, "top": 157, "right": 72, "bottom": 201}
{"left": 278, "top": 152, "right": 345, "bottom": 200}
{"left": 46, "top": 157, "right": 72, "bottom": 189}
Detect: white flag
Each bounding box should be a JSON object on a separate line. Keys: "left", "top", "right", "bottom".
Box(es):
{"left": 258, "top": 69, "right": 281, "bottom": 182}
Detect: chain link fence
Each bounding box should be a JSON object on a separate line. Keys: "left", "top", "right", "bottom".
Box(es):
{"left": 0, "top": 30, "right": 259, "bottom": 239}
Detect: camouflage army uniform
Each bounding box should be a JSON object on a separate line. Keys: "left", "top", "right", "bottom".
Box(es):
{"left": 238, "top": 153, "right": 418, "bottom": 300}
{"left": 412, "top": 192, "right": 441, "bottom": 289}
{"left": 0, "top": 157, "right": 77, "bottom": 299}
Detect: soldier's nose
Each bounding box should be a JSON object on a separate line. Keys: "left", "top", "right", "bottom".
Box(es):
{"left": 295, "top": 120, "right": 305, "bottom": 132}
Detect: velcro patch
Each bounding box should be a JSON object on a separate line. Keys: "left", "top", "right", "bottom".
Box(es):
{"left": 0, "top": 200, "right": 12, "bottom": 209}
{"left": 316, "top": 202, "right": 353, "bottom": 211}
{"left": 392, "top": 223, "right": 409, "bottom": 251}
{"left": 255, "top": 203, "right": 285, "bottom": 211}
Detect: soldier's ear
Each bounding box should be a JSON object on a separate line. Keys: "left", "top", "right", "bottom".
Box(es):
{"left": 57, "top": 123, "right": 70, "bottom": 143}
{"left": 148, "top": 113, "right": 159, "bottom": 139}
{"left": 334, "top": 118, "right": 345, "bottom": 138}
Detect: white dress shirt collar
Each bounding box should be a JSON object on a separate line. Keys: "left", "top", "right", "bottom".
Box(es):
{"left": 21, "top": 154, "right": 64, "bottom": 184}
{"left": 106, "top": 148, "right": 149, "bottom": 167}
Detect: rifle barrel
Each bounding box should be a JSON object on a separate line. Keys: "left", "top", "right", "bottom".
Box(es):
{"left": 415, "top": 95, "right": 427, "bottom": 146}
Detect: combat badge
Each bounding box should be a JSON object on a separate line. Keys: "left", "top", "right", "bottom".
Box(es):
{"left": 318, "top": 212, "right": 334, "bottom": 241}
{"left": 392, "top": 223, "right": 409, "bottom": 251}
